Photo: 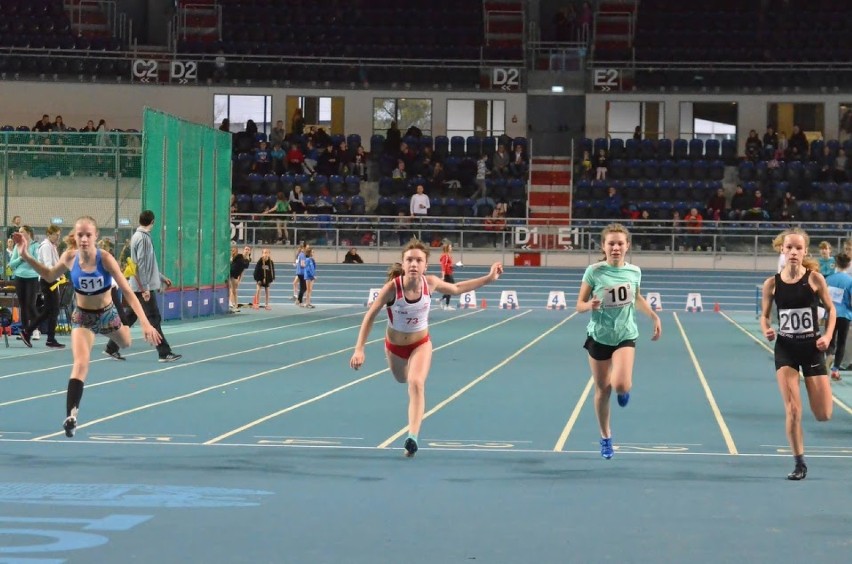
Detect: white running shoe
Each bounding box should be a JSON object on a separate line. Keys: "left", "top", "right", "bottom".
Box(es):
{"left": 32, "top": 329, "right": 41, "bottom": 340}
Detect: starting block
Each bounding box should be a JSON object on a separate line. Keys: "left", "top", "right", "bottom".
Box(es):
{"left": 365, "top": 288, "right": 381, "bottom": 307}
{"left": 500, "top": 290, "right": 519, "bottom": 309}
{"left": 546, "top": 290, "right": 567, "bottom": 310}
{"left": 646, "top": 292, "right": 662, "bottom": 311}
{"left": 458, "top": 290, "right": 478, "bottom": 309}
{"left": 685, "top": 292, "right": 703, "bottom": 312}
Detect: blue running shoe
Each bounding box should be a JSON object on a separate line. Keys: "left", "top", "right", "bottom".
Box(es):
{"left": 403, "top": 437, "right": 418, "bottom": 457}
{"left": 617, "top": 392, "right": 630, "bottom": 407}
{"left": 600, "top": 437, "right": 614, "bottom": 459}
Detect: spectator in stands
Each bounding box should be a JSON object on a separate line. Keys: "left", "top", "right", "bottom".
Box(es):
{"left": 343, "top": 248, "right": 364, "bottom": 264}
{"left": 603, "top": 186, "right": 622, "bottom": 219}
{"left": 834, "top": 148, "right": 848, "bottom": 182}
{"left": 392, "top": 159, "right": 407, "bottom": 183}
{"left": 778, "top": 195, "right": 797, "bottom": 222}
{"left": 580, "top": 150, "right": 592, "bottom": 179}
{"left": 352, "top": 149, "right": 368, "bottom": 181}
{"left": 471, "top": 154, "right": 489, "bottom": 199}
{"left": 262, "top": 192, "right": 291, "bottom": 245}
{"left": 684, "top": 207, "right": 704, "bottom": 250}
{"left": 776, "top": 131, "right": 788, "bottom": 156}
{"left": 728, "top": 185, "right": 750, "bottom": 220}
{"left": 788, "top": 124, "right": 809, "bottom": 157}
{"left": 270, "top": 143, "right": 285, "bottom": 175}
{"left": 706, "top": 187, "right": 727, "bottom": 221}
{"left": 286, "top": 143, "right": 305, "bottom": 175}
{"left": 290, "top": 109, "right": 305, "bottom": 137}
{"left": 410, "top": 184, "right": 430, "bottom": 218}
{"left": 302, "top": 139, "right": 318, "bottom": 175}
{"left": 745, "top": 130, "right": 763, "bottom": 161}
{"left": 594, "top": 148, "right": 608, "bottom": 180}
{"left": 254, "top": 141, "right": 271, "bottom": 174}
{"left": 244, "top": 120, "right": 258, "bottom": 138}
{"left": 510, "top": 144, "right": 528, "bottom": 179}
{"left": 6, "top": 215, "right": 23, "bottom": 240}
{"left": 492, "top": 144, "right": 510, "bottom": 178}
{"left": 33, "top": 114, "right": 52, "bottom": 132}
{"left": 818, "top": 145, "right": 835, "bottom": 181}
{"left": 745, "top": 189, "right": 770, "bottom": 221}
{"left": 633, "top": 126, "right": 642, "bottom": 141}
{"left": 218, "top": 119, "right": 230, "bottom": 133}
{"left": 289, "top": 185, "right": 306, "bottom": 214}
{"left": 270, "top": 120, "right": 286, "bottom": 148}
{"left": 53, "top": 115, "right": 68, "bottom": 132}
{"left": 385, "top": 121, "right": 401, "bottom": 156}
{"left": 317, "top": 142, "right": 339, "bottom": 176}
{"left": 763, "top": 126, "right": 779, "bottom": 151}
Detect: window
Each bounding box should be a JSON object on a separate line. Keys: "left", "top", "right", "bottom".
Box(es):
{"left": 295, "top": 96, "right": 333, "bottom": 129}
{"left": 213, "top": 94, "right": 272, "bottom": 134}
{"left": 606, "top": 101, "right": 663, "bottom": 141}
{"left": 679, "top": 102, "right": 737, "bottom": 141}
{"left": 373, "top": 98, "right": 432, "bottom": 137}
{"left": 446, "top": 99, "right": 506, "bottom": 138}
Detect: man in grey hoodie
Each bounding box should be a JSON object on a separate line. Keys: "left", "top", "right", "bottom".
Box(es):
{"left": 104, "top": 210, "right": 181, "bottom": 362}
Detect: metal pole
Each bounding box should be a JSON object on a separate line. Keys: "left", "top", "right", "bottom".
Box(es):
{"left": 196, "top": 137, "right": 203, "bottom": 317}
{"left": 176, "top": 138, "right": 184, "bottom": 319}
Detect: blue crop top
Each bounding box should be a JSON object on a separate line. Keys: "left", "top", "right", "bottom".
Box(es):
{"left": 70, "top": 248, "right": 114, "bottom": 296}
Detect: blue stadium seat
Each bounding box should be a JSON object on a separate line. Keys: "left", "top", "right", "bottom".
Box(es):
{"left": 688, "top": 138, "right": 704, "bottom": 160}
{"left": 593, "top": 138, "right": 608, "bottom": 155}
{"left": 247, "top": 173, "right": 264, "bottom": 194}
{"left": 673, "top": 139, "right": 688, "bottom": 159}
{"left": 450, "top": 136, "right": 466, "bottom": 157}
{"left": 370, "top": 134, "right": 384, "bottom": 154}
{"left": 656, "top": 138, "right": 672, "bottom": 159}
{"left": 704, "top": 139, "right": 720, "bottom": 159}
{"left": 609, "top": 159, "right": 625, "bottom": 180}
{"left": 625, "top": 139, "right": 640, "bottom": 160}
{"left": 434, "top": 136, "right": 449, "bottom": 158}
{"left": 350, "top": 195, "right": 366, "bottom": 215}
{"left": 251, "top": 193, "right": 268, "bottom": 212}
{"left": 345, "top": 175, "right": 361, "bottom": 196}
{"left": 347, "top": 134, "right": 362, "bottom": 150}
{"left": 375, "top": 196, "right": 394, "bottom": 216}
{"left": 643, "top": 160, "right": 660, "bottom": 179}
{"left": 263, "top": 173, "right": 280, "bottom": 195}
{"left": 676, "top": 160, "right": 692, "bottom": 180}
{"left": 466, "top": 136, "right": 482, "bottom": 157}
{"left": 609, "top": 138, "right": 625, "bottom": 160}
{"left": 721, "top": 139, "right": 737, "bottom": 163}
{"left": 482, "top": 136, "right": 496, "bottom": 157}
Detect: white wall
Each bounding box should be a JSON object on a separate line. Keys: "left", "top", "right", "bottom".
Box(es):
{"left": 586, "top": 92, "right": 849, "bottom": 154}
{"left": 0, "top": 81, "right": 527, "bottom": 143}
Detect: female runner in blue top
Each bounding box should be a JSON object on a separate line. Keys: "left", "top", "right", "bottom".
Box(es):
{"left": 14, "top": 216, "right": 161, "bottom": 437}
{"left": 576, "top": 223, "right": 662, "bottom": 460}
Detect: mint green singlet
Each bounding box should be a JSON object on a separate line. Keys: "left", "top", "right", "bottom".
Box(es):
{"left": 582, "top": 261, "right": 642, "bottom": 346}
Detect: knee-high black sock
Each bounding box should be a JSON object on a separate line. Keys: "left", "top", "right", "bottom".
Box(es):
{"left": 66, "top": 379, "right": 84, "bottom": 417}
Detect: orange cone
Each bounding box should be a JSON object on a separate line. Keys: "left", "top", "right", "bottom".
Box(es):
{"left": 481, "top": 299, "right": 487, "bottom": 309}
{"left": 714, "top": 302, "right": 720, "bottom": 313}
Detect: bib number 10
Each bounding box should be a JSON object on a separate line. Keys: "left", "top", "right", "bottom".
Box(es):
{"left": 602, "top": 284, "right": 633, "bottom": 308}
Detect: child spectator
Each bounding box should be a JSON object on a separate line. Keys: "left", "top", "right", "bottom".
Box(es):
{"left": 302, "top": 247, "right": 317, "bottom": 308}
{"left": 818, "top": 241, "right": 836, "bottom": 277}
{"left": 252, "top": 248, "right": 275, "bottom": 310}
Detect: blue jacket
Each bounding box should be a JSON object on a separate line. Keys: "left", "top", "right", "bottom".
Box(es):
{"left": 304, "top": 257, "right": 317, "bottom": 280}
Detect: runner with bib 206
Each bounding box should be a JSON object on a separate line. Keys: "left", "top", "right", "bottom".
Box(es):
{"left": 760, "top": 227, "right": 835, "bottom": 481}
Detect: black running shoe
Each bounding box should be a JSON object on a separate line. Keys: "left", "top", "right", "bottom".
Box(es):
{"left": 46, "top": 340, "right": 66, "bottom": 349}
{"left": 787, "top": 463, "right": 807, "bottom": 481}
{"left": 63, "top": 416, "right": 77, "bottom": 438}
{"left": 103, "top": 349, "right": 126, "bottom": 361}
{"left": 403, "top": 437, "right": 418, "bottom": 457}
{"left": 19, "top": 329, "right": 32, "bottom": 348}
{"left": 159, "top": 353, "right": 182, "bottom": 363}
